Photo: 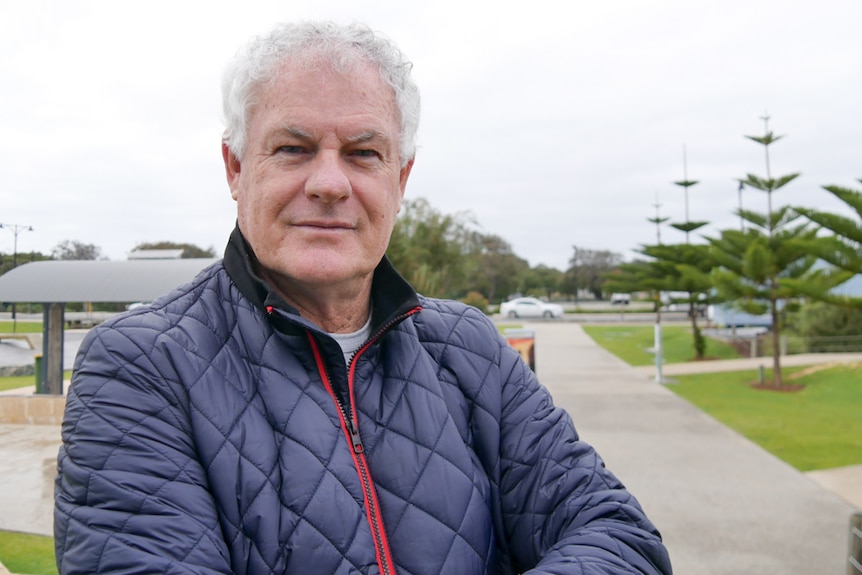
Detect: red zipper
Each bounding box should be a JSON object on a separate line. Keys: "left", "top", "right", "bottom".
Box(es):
{"left": 307, "top": 333, "right": 397, "bottom": 575}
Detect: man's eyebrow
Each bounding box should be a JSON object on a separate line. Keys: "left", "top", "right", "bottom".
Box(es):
{"left": 276, "top": 125, "right": 313, "bottom": 140}
{"left": 270, "top": 127, "right": 390, "bottom": 145}
{"left": 345, "top": 130, "right": 389, "bottom": 144}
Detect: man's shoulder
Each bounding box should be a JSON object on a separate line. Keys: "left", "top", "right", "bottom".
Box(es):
{"left": 411, "top": 296, "right": 503, "bottom": 358}
{"left": 85, "top": 260, "right": 241, "bottom": 349}
{"left": 415, "top": 296, "right": 496, "bottom": 330}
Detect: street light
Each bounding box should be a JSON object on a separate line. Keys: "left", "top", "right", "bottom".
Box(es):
{"left": 0, "top": 222, "right": 34, "bottom": 331}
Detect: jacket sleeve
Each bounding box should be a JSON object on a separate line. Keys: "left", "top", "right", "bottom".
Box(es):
{"left": 54, "top": 325, "right": 232, "bottom": 575}
{"left": 496, "top": 341, "right": 673, "bottom": 575}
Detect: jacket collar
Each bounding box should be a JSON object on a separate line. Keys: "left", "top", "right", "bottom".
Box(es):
{"left": 223, "top": 225, "right": 421, "bottom": 334}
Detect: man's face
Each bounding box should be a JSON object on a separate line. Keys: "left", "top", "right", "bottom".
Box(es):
{"left": 223, "top": 60, "right": 413, "bottom": 294}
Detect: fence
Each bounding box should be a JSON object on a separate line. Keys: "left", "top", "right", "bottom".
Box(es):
{"left": 715, "top": 333, "right": 862, "bottom": 358}
{"left": 850, "top": 512, "right": 862, "bottom": 575}
{"left": 784, "top": 334, "right": 862, "bottom": 354}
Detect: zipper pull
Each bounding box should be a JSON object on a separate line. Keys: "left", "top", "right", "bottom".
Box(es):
{"left": 346, "top": 419, "right": 364, "bottom": 454}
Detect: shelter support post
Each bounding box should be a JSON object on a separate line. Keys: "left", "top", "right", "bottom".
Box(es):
{"left": 40, "top": 302, "right": 65, "bottom": 395}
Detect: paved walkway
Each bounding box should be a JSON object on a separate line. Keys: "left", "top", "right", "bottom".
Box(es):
{"left": 633, "top": 351, "right": 862, "bottom": 377}
{"left": 532, "top": 323, "right": 858, "bottom": 575}
{"left": 0, "top": 323, "right": 859, "bottom": 574}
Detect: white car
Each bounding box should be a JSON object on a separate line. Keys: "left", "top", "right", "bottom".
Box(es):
{"left": 610, "top": 293, "right": 631, "bottom": 305}
{"left": 500, "top": 297, "right": 564, "bottom": 319}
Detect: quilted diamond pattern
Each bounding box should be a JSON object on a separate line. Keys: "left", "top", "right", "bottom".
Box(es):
{"left": 55, "top": 261, "right": 671, "bottom": 575}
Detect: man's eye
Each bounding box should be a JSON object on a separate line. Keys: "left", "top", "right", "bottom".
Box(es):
{"left": 351, "top": 149, "right": 380, "bottom": 159}
{"left": 277, "top": 145, "right": 305, "bottom": 154}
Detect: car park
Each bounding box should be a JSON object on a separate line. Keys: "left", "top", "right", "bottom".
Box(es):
{"left": 499, "top": 297, "right": 564, "bottom": 319}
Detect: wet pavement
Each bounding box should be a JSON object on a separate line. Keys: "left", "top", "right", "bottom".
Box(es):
{"left": 0, "top": 424, "right": 60, "bottom": 536}
{"left": 0, "top": 332, "right": 85, "bottom": 373}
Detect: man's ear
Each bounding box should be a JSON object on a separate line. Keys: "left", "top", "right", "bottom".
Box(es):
{"left": 398, "top": 158, "right": 414, "bottom": 198}
{"left": 222, "top": 142, "right": 242, "bottom": 200}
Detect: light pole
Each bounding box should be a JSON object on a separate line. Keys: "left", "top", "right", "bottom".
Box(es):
{"left": 738, "top": 181, "right": 745, "bottom": 231}
{"left": 0, "top": 222, "right": 34, "bottom": 331}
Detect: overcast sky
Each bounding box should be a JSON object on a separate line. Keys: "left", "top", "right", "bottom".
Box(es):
{"left": 2, "top": 0, "right": 860, "bottom": 271}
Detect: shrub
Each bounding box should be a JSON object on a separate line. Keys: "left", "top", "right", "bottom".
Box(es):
{"left": 461, "top": 291, "right": 489, "bottom": 314}
{"left": 785, "top": 302, "right": 862, "bottom": 352}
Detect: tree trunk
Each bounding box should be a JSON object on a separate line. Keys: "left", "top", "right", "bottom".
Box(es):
{"left": 689, "top": 291, "right": 703, "bottom": 359}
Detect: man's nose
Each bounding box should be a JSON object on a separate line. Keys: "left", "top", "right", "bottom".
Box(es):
{"left": 304, "top": 151, "right": 351, "bottom": 202}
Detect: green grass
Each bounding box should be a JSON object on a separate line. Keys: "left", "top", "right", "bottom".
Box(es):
{"left": 0, "top": 321, "right": 42, "bottom": 333}
{"left": 0, "top": 530, "right": 57, "bottom": 575}
{"left": 669, "top": 364, "right": 862, "bottom": 471}
{"left": 582, "top": 324, "right": 741, "bottom": 366}
{"left": 0, "top": 372, "right": 72, "bottom": 392}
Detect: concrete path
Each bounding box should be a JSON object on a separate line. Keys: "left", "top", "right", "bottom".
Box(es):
{"left": 0, "top": 322, "right": 859, "bottom": 574}
{"left": 532, "top": 322, "right": 857, "bottom": 575}
{"left": 0, "top": 424, "right": 59, "bottom": 536}
{"left": 633, "top": 352, "right": 862, "bottom": 377}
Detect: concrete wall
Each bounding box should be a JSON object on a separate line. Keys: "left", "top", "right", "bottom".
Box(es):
{"left": 0, "top": 394, "right": 65, "bottom": 425}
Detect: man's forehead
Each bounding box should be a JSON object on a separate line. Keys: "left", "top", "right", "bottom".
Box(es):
{"left": 247, "top": 59, "right": 401, "bottom": 149}
{"left": 275, "top": 56, "right": 390, "bottom": 95}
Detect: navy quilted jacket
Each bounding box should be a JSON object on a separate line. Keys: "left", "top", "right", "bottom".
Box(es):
{"left": 55, "top": 230, "right": 671, "bottom": 575}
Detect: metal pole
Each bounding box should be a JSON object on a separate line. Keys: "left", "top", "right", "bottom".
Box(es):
{"left": 654, "top": 322, "right": 663, "bottom": 384}
{"left": 11, "top": 232, "right": 17, "bottom": 332}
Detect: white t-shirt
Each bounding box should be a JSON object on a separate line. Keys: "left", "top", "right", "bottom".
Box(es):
{"left": 329, "top": 312, "right": 373, "bottom": 367}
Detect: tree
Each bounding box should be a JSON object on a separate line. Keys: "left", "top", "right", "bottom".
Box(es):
{"left": 641, "top": 243, "right": 715, "bottom": 359}
{"left": 790, "top": 179, "right": 862, "bottom": 309}
{"left": 519, "top": 264, "right": 564, "bottom": 301}
{"left": 708, "top": 119, "right": 842, "bottom": 388}
{"left": 464, "top": 233, "right": 529, "bottom": 303}
{"left": 52, "top": 240, "right": 103, "bottom": 260}
{"left": 602, "top": 258, "right": 665, "bottom": 308}
{"left": 133, "top": 241, "right": 216, "bottom": 259}
{"left": 0, "top": 251, "right": 51, "bottom": 276}
{"left": 565, "top": 246, "right": 623, "bottom": 300}
{"left": 785, "top": 301, "right": 862, "bottom": 352}
{"left": 669, "top": 146, "right": 708, "bottom": 243}
{"left": 603, "top": 243, "right": 716, "bottom": 360}
{"left": 386, "top": 198, "right": 478, "bottom": 298}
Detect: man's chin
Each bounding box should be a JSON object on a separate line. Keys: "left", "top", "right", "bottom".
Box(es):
{"left": 264, "top": 254, "right": 373, "bottom": 289}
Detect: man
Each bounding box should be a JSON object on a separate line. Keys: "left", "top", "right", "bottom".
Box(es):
{"left": 55, "top": 21, "right": 672, "bottom": 574}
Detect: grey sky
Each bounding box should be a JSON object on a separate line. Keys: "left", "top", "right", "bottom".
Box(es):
{"left": 2, "top": 0, "right": 860, "bottom": 271}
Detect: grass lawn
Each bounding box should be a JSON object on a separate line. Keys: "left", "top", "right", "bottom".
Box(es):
{"left": 582, "top": 324, "right": 740, "bottom": 366}
{"left": 0, "top": 530, "right": 57, "bottom": 575}
{"left": 0, "top": 372, "right": 72, "bottom": 392}
{"left": 669, "top": 364, "right": 862, "bottom": 471}
{"left": 0, "top": 320, "right": 42, "bottom": 333}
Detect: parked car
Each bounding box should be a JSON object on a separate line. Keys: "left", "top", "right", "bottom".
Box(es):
{"left": 661, "top": 291, "right": 707, "bottom": 316}
{"left": 610, "top": 293, "right": 631, "bottom": 305}
{"left": 499, "top": 297, "right": 564, "bottom": 319}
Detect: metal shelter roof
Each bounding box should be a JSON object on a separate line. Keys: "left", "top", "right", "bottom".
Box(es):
{"left": 0, "top": 259, "right": 219, "bottom": 303}
{"left": 128, "top": 249, "right": 184, "bottom": 260}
